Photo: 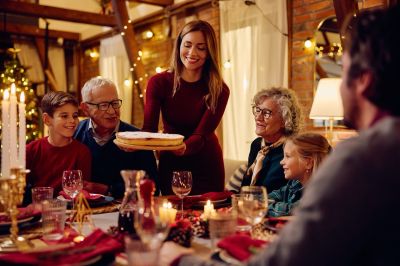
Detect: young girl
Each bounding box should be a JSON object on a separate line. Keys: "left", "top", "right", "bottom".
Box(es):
{"left": 268, "top": 133, "right": 331, "bottom": 217}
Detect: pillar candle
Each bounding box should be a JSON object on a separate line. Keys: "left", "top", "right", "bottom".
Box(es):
{"left": 166, "top": 202, "right": 177, "bottom": 223}
{"left": 18, "top": 92, "right": 26, "bottom": 168}
{"left": 1, "top": 90, "right": 10, "bottom": 178}
{"left": 9, "top": 84, "right": 18, "bottom": 166}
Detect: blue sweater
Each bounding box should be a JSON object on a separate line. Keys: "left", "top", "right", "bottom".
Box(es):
{"left": 74, "top": 119, "right": 158, "bottom": 198}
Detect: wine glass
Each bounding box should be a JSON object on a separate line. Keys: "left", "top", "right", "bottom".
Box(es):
{"left": 238, "top": 186, "right": 268, "bottom": 235}
{"left": 134, "top": 199, "right": 172, "bottom": 248}
{"left": 171, "top": 171, "right": 192, "bottom": 217}
{"left": 62, "top": 170, "right": 83, "bottom": 217}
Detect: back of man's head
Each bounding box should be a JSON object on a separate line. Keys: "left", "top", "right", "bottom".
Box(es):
{"left": 81, "top": 77, "right": 116, "bottom": 102}
{"left": 342, "top": 5, "right": 400, "bottom": 116}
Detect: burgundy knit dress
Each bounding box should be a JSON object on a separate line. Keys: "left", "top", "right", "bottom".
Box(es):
{"left": 143, "top": 71, "right": 230, "bottom": 195}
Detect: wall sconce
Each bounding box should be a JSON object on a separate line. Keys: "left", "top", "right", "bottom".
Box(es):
{"left": 84, "top": 48, "right": 99, "bottom": 60}
{"left": 142, "top": 30, "right": 154, "bottom": 40}
{"left": 304, "top": 37, "right": 313, "bottom": 49}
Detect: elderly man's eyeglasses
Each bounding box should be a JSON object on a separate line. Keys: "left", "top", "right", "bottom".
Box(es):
{"left": 252, "top": 106, "right": 272, "bottom": 119}
{"left": 86, "top": 99, "right": 122, "bottom": 111}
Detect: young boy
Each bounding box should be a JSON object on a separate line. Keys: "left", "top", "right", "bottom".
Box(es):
{"left": 24, "top": 91, "right": 92, "bottom": 204}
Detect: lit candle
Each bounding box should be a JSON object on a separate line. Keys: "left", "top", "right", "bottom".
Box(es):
{"left": 203, "top": 200, "right": 215, "bottom": 219}
{"left": 18, "top": 92, "right": 26, "bottom": 168}
{"left": 1, "top": 90, "right": 10, "bottom": 178}
{"left": 9, "top": 83, "right": 18, "bottom": 166}
{"left": 159, "top": 201, "right": 177, "bottom": 224}
{"left": 166, "top": 202, "right": 177, "bottom": 223}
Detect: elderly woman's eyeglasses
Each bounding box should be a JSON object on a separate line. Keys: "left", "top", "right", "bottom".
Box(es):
{"left": 252, "top": 106, "right": 272, "bottom": 119}
{"left": 86, "top": 99, "right": 122, "bottom": 111}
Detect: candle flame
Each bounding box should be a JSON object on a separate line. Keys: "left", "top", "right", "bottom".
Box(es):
{"left": 11, "top": 83, "right": 16, "bottom": 95}
{"left": 20, "top": 92, "right": 25, "bottom": 103}
{"left": 3, "top": 90, "right": 9, "bottom": 100}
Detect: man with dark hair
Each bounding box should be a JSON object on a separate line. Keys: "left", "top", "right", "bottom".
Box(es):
{"left": 161, "top": 5, "right": 400, "bottom": 266}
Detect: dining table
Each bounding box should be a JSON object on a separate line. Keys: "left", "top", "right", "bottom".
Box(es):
{"left": 0, "top": 194, "right": 285, "bottom": 265}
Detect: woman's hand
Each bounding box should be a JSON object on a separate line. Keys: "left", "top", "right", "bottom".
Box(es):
{"left": 171, "top": 143, "right": 186, "bottom": 156}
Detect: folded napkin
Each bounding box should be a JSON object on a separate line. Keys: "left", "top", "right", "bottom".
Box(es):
{"left": 0, "top": 229, "right": 123, "bottom": 265}
{"left": 217, "top": 234, "right": 267, "bottom": 261}
{"left": 59, "top": 190, "right": 103, "bottom": 201}
{"left": 0, "top": 207, "right": 41, "bottom": 223}
{"left": 168, "top": 191, "right": 233, "bottom": 207}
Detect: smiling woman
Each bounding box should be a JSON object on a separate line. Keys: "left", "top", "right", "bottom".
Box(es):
{"left": 240, "top": 87, "right": 301, "bottom": 193}
{"left": 143, "top": 20, "right": 230, "bottom": 195}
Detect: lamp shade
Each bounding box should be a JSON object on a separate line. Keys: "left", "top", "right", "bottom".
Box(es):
{"left": 309, "top": 78, "right": 344, "bottom": 120}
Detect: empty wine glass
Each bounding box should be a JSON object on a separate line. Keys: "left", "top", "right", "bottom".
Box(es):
{"left": 238, "top": 186, "right": 268, "bottom": 235}
{"left": 171, "top": 171, "right": 192, "bottom": 217}
{"left": 62, "top": 170, "right": 83, "bottom": 218}
{"left": 134, "top": 199, "right": 172, "bottom": 248}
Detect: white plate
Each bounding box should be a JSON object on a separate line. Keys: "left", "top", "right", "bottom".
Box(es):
{"left": 0, "top": 215, "right": 34, "bottom": 226}
{"left": 198, "top": 198, "right": 227, "bottom": 204}
{"left": 219, "top": 250, "right": 244, "bottom": 266}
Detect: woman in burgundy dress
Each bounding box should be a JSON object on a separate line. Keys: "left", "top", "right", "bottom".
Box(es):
{"left": 143, "top": 20, "right": 230, "bottom": 195}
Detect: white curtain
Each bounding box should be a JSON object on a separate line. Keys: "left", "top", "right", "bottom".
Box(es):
{"left": 220, "top": 0, "right": 288, "bottom": 160}
{"left": 48, "top": 45, "right": 67, "bottom": 92}
{"left": 100, "top": 35, "right": 132, "bottom": 123}
{"left": 14, "top": 40, "right": 45, "bottom": 96}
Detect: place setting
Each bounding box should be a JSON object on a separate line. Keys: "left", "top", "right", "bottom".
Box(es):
{"left": 57, "top": 170, "right": 115, "bottom": 209}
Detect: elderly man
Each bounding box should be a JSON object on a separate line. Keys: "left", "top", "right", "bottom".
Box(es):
{"left": 74, "top": 77, "right": 158, "bottom": 198}
{"left": 161, "top": 5, "right": 400, "bottom": 266}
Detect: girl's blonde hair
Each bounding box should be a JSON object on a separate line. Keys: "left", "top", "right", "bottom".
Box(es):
{"left": 169, "top": 20, "right": 223, "bottom": 113}
{"left": 287, "top": 133, "right": 331, "bottom": 173}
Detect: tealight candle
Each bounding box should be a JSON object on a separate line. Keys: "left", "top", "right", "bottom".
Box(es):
{"left": 203, "top": 200, "right": 215, "bottom": 219}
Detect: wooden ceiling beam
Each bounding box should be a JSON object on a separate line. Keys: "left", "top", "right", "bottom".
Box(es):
{"left": 333, "top": 0, "right": 358, "bottom": 32}
{"left": 127, "top": 0, "right": 173, "bottom": 7}
{"left": 0, "top": 22, "right": 80, "bottom": 41}
{"left": 0, "top": 1, "right": 116, "bottom": 27}
{"left": 111, "top": 0, "right": 147, "bottom": 109}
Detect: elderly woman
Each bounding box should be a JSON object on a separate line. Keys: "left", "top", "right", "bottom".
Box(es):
{"left": 241, "top": 87, "right": 301, "bottom": 192}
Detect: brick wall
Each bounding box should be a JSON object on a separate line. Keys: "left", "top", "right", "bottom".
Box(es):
{"left": 290, "top": 0, "right": 386, "bottom": 130}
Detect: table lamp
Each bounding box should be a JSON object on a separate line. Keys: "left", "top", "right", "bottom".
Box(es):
{"left": 309, "top": 78, "right": 344, "bottom": 144}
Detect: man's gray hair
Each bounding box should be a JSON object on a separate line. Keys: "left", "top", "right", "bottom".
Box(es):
{"left": 81, "top": 77, "right": 117, "bottom": 102}
{"left": 253, "top": 87, "right": 302, "bottom": 136}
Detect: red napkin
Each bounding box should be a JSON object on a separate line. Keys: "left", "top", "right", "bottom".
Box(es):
{"left": 217, "top": 234, "right": 267, "bottom": 261}
{"left": 0, "top": 207, "right": 41, "bottom": 223}
{"left": 0, "top": 229, "right": 123, "bottom": 265}
{"left": 59, "top": 190, "right": 103, "bottom": 201}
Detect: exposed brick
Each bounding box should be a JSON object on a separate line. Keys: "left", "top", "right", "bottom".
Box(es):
{"left": 293, "top": 0, "right": 304, "bottom": 8}
{"left": 308, "top": 1, "right": 332, "bottom": 12}
{"left": 293, "top": 13, "right": 313, "bottom": 24}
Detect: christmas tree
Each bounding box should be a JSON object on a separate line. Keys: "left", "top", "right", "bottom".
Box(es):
{"left": 0, "top": 48, "right": 41, "bottom": 143}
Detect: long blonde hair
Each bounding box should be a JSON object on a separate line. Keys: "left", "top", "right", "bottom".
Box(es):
{"left": 169, "top": 20, "right": 223, "bottom": 113}
{"left": 287, "top": 133, "right": 331, "bottom": 173}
